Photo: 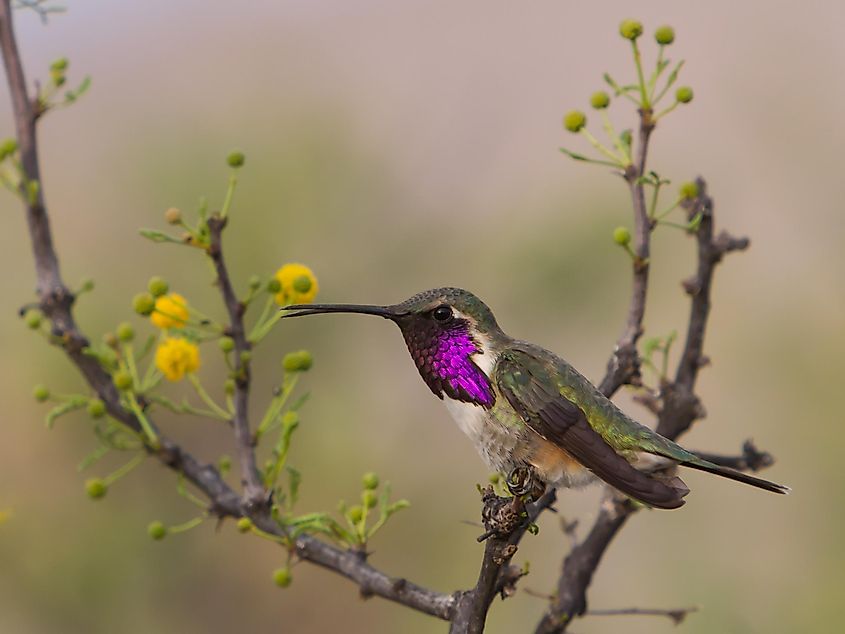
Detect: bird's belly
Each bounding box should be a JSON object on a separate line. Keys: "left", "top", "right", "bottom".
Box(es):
{"left": 443, "top": 399, "right": 521, "bottom": 474}
{"left": 526, "top": 437, "right": 595, "bottom": 489}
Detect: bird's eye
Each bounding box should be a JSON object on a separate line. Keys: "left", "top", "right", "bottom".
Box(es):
{"left": 432, "top": 305, "right": 453, "bottom": 323}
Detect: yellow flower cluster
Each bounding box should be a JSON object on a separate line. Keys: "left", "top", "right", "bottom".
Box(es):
{"left": 151, "top": 293, "right": 189, "bottom": 329}
{"left": 274, "top": 263, "right": 318, "bottom": 306}
{"left": 155, "top": 337, "right": 200, "bottom": 382}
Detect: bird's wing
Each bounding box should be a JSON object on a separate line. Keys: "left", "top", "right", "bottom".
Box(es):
{"left": 495, "top": 349, "right": 685, "bottom": 509}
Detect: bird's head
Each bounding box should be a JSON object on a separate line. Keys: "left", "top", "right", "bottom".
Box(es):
{"left": 284, "top": 287, "right": 501, "bottom": 407}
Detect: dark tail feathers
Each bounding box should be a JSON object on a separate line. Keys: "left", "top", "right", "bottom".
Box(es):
{"left": 682, "top": 459, "right": 790, "bottom": 495}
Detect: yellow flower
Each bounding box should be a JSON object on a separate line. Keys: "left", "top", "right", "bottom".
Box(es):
{"left": 274, "top": 263, "right": 318, "bottom": 306}
{"left": 155, "top": 337, "right": 200, "bottom": 381}
{"left": 151, "top": 293, "right": 189, "bottom": 329}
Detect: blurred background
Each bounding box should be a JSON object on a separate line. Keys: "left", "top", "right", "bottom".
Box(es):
{"left": 1, "top": 1, "right": 843, "bottom": 632}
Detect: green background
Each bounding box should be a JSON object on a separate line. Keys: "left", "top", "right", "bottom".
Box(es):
{"left": 1, "top": 2, "right": 842, "bottom": 632}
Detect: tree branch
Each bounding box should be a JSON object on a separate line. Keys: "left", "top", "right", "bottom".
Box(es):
{"left": 535, "top": 157, "right": 763, "bottom": 630}
{"left": 450, "top": 488, "right": 557, "bottom": 633}
{"left": 0, "top": 2, "right": 455, "bottom": 622}
{"left": 206, "top": 216, "right": 264, "bottom": 506}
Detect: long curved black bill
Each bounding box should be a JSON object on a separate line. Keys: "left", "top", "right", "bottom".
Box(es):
{"left": 282, "top": 303, "right": 400, "bottom": 320}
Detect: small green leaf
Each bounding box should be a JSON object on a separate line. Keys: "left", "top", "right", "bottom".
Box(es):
{"left": 287, "top": 466, "right": 301, "bottom": 508}
{"left": 139, "top": 229, "right": 182, "bottom": 244}
{"left": 45, "top": 396, "right": 88, "bottom": 428}
{"left": 77, "top": 445, "right": 110, "bottom": 472}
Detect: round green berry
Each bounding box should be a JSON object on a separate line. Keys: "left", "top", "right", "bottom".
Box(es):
{"left": 147, "top": 276, "right": 169, "bottom": 297}
{"left": 132, "top": 292, "right": 155, "bottom": 316}
{"left": 272, "top": 567, "right": 292, "bottom": 588}
{"left": 147, "top": 521, "right": 167, "bottom": 541}
{"left": 655, "top": 25, "right": 675, "bottom": 45}
{"left": 236, "top": 517, "right": 253, "bottom": 533}
{"left": 266, "top": 278, "right": 282, "bottom": 293}
{"left": 361, "top": 490, "right": 378, "bottom": 509}
{"left": 347, "top": 505, "right": 364, "bottom": 523}
{"left": 248, "top": 275, "right": 261, "bottom": 290}
{"left": 113, "top": 370, "right": 133, "bottom": 391}
{"left": 33, "top": 384, "right": 50, "bottom": 402}
{"left": 679, "top": 181, "right": 699, "bottom": 200}
{"left": 116, "top": 322, "right": 135, "bottom": 342}
{"left": 563, "top": 110, "right": 587, "bottom": 133}
{"left": 613, "top": 226, "right": 632, "bottom": 246}
{"left": 292, "top": 275, "right": 312, "bottom": 293}
{"left": 218, "top": 336, "right": 235, "bottom": 353}
{"left": 227, "top": 151, "right": 245, "bottom": 168}
{"left": 619, "top": 19, "right": 643, "bottom": 41}
{"left": 103, "top": 332, "right": 119, "bottom": 348}
{"left": 282, "top": 350, "right": 313, "bottom": 372}
{"left": 164, "top": 207, "right": 182, "bottom": 225}
{"left": 87, "top": 398, "right": 106, "bottom": 419}
{"left": 362, "top": 472, "right": 379, "bottom": 490}
{"left": 224, "top": 378, "right": 236, "bottom": 395}
{"left": 85, "top": 478, "right": 107, "bottom": 499}
{"left": 676, "top": 86, "right": 694, "bottom": 104}
{"left": 239, "top": 351, "right": 252, "bottom": 364}
{"left": 24, "top": 310, "right": 42, "bottom": 330}
{"left": 0, "top": 137, "right": 18, "bottom": 159}
{"left": 589, "top": 91, "right": 610, "bottom": 110}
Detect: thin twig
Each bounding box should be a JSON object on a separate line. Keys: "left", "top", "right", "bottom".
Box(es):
{"left": 588, "top": 605, "right": 698, "bottom": 625}
{"left": 206, "top": 215, "right": 264, "bottom": 506}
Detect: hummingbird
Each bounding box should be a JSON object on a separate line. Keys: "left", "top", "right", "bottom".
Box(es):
{"left": 285, "top": 287, "right": 788, "bottom": 508}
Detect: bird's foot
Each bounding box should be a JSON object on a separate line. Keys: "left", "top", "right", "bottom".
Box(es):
{"left": 505, "top": 465, "right": 545, "bottom": 502}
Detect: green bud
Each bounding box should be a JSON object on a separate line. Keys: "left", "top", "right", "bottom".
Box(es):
{"left": 654, "top": 25, "right": 675, "bottom": 45}
{"left": 613, "top": 226, "right": 632, "bottom": 246}
{"left": 272, "top": 567, "right": 292, "bottom": 588}
{"left": 675, "top": 86, "right": 694, "bottom": 104}
{"left": 132, "top": 292, "right": 155, "bottom": 316}
{"left": 50, "top": 57, "right": 69, "bottom": 72}
{"left": 87, "top": 398, "right": 106, "bottom": 419}
{"left": 113, "top": 370, "right": 133, "bottom": 391}
{"left": 361, "top": 490, "right": 378, "bottom": 509}
{"left": 620, "top": 129, "right": 632, "bottom": 147}
{"left": 85, "top": 478, "right": 107, "bottom": 499}
{"left": 267, "top": 278, "right": 282, "bottom": 293}
{"left": 292, "top": 275, "right": 312, "bottom": 293}
{"left": 282, "top": 350, "right": 313, "bottom": 372}
{"left": 218, "top": 336, "right": 235, "bottom": 353}
{"left": 248, "top": 275, "right": 261, "bottom": 290}
{"left": 50, "top": 70, "right": 66, "bottom": 87}
{"left": 362, "top": 472, "right": 379, "bottom": 490}
{"left": 147, "top": 521, "right": 167, "bottom": 541}
{"left": 236, "top": 517, "right": 253, "bottom": 533}
{"left": 79, "top": 278, "right": 95, "bottom": 293}
{"left": 218, "top": 454, "right": 232, "bottom": 473}
{"left": 164, "top": 207, "right": 182, "bottom": 225}
{"left": 224, "top": 378, "right": 236, "bottom": 395}
{"left": 227, "top": 151, "right": 245, "bottom": 168}
{"left": 103, "top": 332, "right": 119, "bottom": 349}
{"left": 147, "top": 276, "right": 169, "bottom": 297}
{"left": 281, "top": 411, "right": 299, "bottom": 430}
{"left": 0, "top": 137, "right": 18, "bottom": 159}
{"left": 563, "top": 110, "right": 587, "bottom": 133}
{"left": 679, "top": 181, "right": 699, "bottom": 200}
{"left": 347, "top": 505, "right": 364, "bottom": 523}
{"left": 619, "top": 19, "right": 643, "bottom": 41}
{"left": 24, "top": 309, "right": 42, "bottom": 330}
{"left": 116, "top": 322, "right": 135, "bottom": 342}
{"left": 589, "top": 91, "right": 610, "bottom": 110}
{"left": 239, "top": 350, "right": 252, "bottom": 364}
{"left": 33, "top": 384, "right": 50, "bottom": 402}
